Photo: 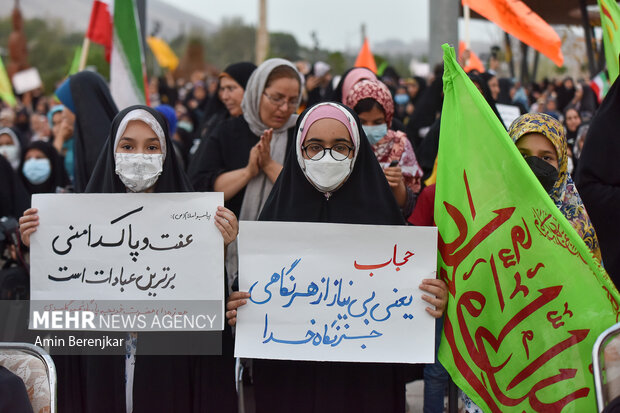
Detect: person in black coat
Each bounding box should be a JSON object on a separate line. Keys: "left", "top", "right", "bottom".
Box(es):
{"left": 226, "top": 102, "right": 448, "bottom": 413}
{"left": 19, "top": 105, "right": 239, "bottom": 413}
{"left": 575, "top": 77, "right": 620, "bottom": 287}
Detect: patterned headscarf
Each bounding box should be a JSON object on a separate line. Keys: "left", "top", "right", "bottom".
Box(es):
{"left": 345, "top": 79, "right": 395, "bottom": 127}
{"left": 345, "top": 79, "right": 422, "bottom": 188}
{"left": 509, "top": 112, "right": 601, "bottom": 261}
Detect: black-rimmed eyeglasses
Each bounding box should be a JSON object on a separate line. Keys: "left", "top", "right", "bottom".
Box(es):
{"left": 302, "top": 143, "right": 353, "bottom": 161}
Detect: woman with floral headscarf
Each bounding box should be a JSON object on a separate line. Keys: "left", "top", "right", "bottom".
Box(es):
{"left": 461, "top": 112, "right": 602, "bottom": 413}
{"left": 509, "top": 112, "right": 601, "bottom": 261}
{"left": 345, "top": 79, "right": 423, "bottom": 216}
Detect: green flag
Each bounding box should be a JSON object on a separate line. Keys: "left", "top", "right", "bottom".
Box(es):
{"left": 0, "top": 56, "right": 16, "bottom": 107}
{"left": 599, "top": 0, "right": 620, "bottom": 83}
{"left": 435, "top": 43, "right": 619, "bottom": 412}
{"left": 68, "top": 46, "right": 82, "bottom": 76}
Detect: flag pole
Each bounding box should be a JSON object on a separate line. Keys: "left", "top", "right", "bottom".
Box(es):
{"left": 464, "top": 5, "right": 471, "bottom": 49}
{"left": 463, "top": 4, "right": 471, "bottom": 67}
{"left": 78, "top": 37, "right": 91, "bottom": 71}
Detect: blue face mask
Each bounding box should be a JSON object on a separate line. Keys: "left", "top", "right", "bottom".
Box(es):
{"left": 394, "top": 94, "right": 409, "bottom": 105}
{"left": 22, "top": 158, "right": 51, "bottom": 185}
{"left": 362, "top": 123, "right": 388, "bottom": 145}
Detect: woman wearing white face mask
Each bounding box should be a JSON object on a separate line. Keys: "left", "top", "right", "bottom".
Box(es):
{"left": 345, "top": 79, "right": 423, "bottom": 215}
{"left": 0, "top": 127, "right": 22, "bottom": 170}
{"left": 19, "top": 105, "right": 239, "bottom": 413}
{"left": 226, "top": 102, "right": 448, "bottom": 413}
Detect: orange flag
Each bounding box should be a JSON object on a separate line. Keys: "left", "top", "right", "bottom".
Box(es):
{"left": 462, "top": 0, "right": 564, "bottom": 67}
{"left": 459, "top": 41, "right": 486, "bottom": 73}
{"left": 354, "top": 38, "right": 377, "bottom": 73}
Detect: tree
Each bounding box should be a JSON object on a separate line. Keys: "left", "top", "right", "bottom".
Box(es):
{"left": 204, "top": 18, "right": 255, "bottom": 69}
{"left": 269, "top": 32, "right": 299, "bottom": 61}
{"left": 0, "top": 17, "right": 108, "bottom": 94}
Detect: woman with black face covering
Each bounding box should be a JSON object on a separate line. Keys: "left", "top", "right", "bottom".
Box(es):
{"left": 226, "top": 102, "right": 448, "bottom": 413}
{"left": 509, "top": 113, "right": 601, "bottom": 261}
{"left": 19, "top": 105, "right": 239, "bottom": 413}
{"left": 460, "top": 112, "right": 603, "bottom": 412}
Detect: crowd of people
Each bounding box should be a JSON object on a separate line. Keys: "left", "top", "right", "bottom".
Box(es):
{"left": 0, "top": 51, "right": 618, "bottom": 413}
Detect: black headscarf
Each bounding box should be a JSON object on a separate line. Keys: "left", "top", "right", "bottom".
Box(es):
{"left": 0, "top": 366, "right": 34, "bottom": 413}
{"left": 0, "top": 154, "right": 29, "bottom": 218}
{"left": 468, "top": 72, "right": 504, "bottom": 128}
{"left": 61, "top": 106, "right": 211, "bottom": 413}
{"left": 63, "top": 71, "right": 119, "bottom": 193}
{"left": 260, "top": 103, "right": 404, "bottom": 225}
{"left": 86, "top": 105, "right": 193, "bottom": 193}
{"left": 564, "top": 108, "right": 581, "bottom": 148}
{"left": 411, "top": 76, "right": 427, "bottom": 106}
{"left": 497, "top": 78, "right": 513, "bottom": 105}
{"left": 405, "top": 66, "right": 444, "bottom": 150}
{"left": 575, "top": 76, "right": 620, "bottom": 287}
{"left": 14, "top": 108, "right": 32, "bottom": 144}
{"left": 18, "top": 141, "right": 70, "bottom": 195}
{"left": 556, "top": 77, "right": 576, "bottom": 113}
{"left": 222, "top": 61, "right": 257, "bottom": 90}
{"left": 200, "top": 62, "right": 257, "bottom": 139}
{"left": 255, "top": 102, "right": 407, "bottom": 413}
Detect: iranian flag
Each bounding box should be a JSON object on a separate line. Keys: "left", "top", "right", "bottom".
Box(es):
{"left": 111, "top": 0, "right": 149, "bottom": 108}
{"left": 85, "top": 0, "right": 148, "bottom": 109}
{"left": 590, "top": 71, "right": 610, "bottom": 104}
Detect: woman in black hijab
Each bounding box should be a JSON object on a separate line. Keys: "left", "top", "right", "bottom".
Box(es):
{"left": 227, "top": 102, "right": 448, "bottom": 413}
{"left": 55, "top": 71, "right": 119, "bottom": 193}
{"left": 89, "top": 105, "right": 238, "bottom": 413}
{"left": 199, "top": 62, "right": 257, "bottom": 140}
{"left": 18, "top": 141, "right": 70, "bottom": 196}
{"left": 405, "top": 65, "right": 444, "bottom": 151}
{"left": 188, "top": 58, "right": 302, "bottom": 219}
{"left": 20, "top": 105, "right": 238, "bottom": 413}
{"left": 556, "top": 77, "right": 576, "bottom": 113}
{"left": 468, "top": 72, "right": 503, "bottom": 125}
{"left": 0, "top": 154, "right": 28, "bottom": 219}
{"left": 575, "top": 78, "right": 620, "bottom": 287}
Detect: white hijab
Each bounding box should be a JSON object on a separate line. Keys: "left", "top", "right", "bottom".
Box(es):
{"left": 238, "top": 58, "right": 303, "bottom": 221}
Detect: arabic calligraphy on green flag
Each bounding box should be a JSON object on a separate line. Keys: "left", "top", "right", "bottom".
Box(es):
{"left": 435, "top": 43, "right": 620, "bottom": 412}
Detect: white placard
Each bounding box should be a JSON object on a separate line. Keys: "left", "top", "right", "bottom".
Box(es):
{"left": 496, "top": 103, "right": 522, "bottom": 129}
{"left": 235, "top": 221, "right": 438, "bottom": 364}
{"left": 29, "top": 193, "right": 225, "bottom": 330}
{"left": 12, "top": 68, "right": 43, "bottom": 94}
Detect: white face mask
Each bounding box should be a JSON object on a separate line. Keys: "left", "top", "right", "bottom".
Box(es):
{"left": 303, "top": 154, "right": 353, "bottom": 193}
{"left": 114, "top": 153, "right": 164, "bottom": 192}
{"left": 0, "top": 144, "right": 20, "bottom": 169}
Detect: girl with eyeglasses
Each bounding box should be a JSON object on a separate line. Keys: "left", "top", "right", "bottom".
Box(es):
{"left": 226, "top": 102, "right": 448, "bottom": 413}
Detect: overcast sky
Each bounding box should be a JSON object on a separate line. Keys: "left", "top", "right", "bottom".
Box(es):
{"left": 159, "top": 0, "right": 502, "bottom": 51}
